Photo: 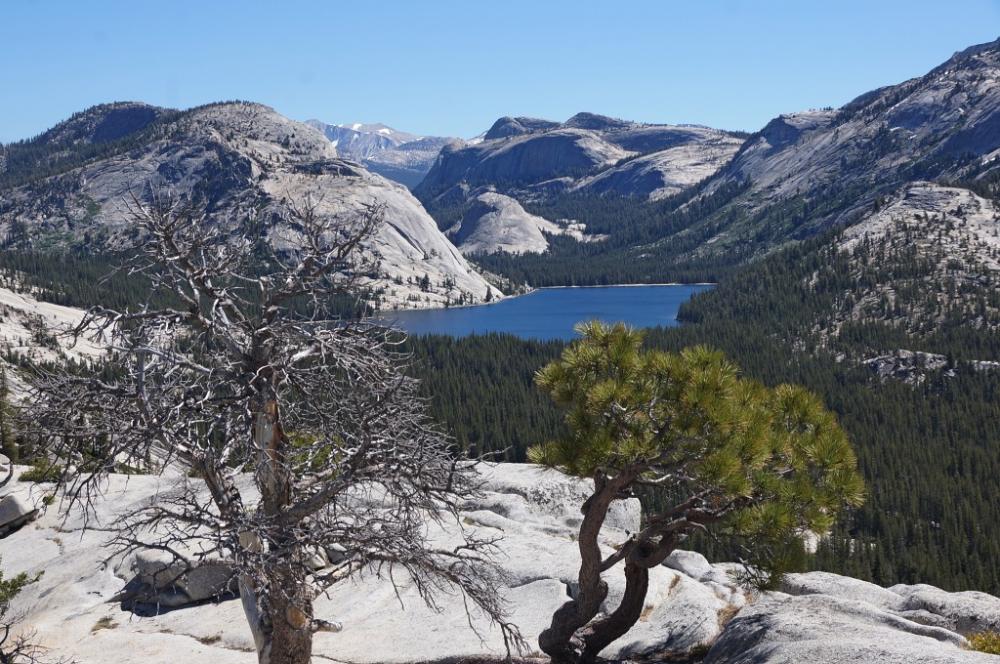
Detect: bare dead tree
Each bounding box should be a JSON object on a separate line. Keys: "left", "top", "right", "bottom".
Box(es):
{"left": 19, "top": 193, "right": 521, "bottom": 664}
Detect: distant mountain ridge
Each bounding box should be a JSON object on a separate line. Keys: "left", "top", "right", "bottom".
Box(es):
{"left": 304, "top": 119, "right": 458, "bottom": 189}
{"left": 457, "top": 37, "right": 1000, "bottom": 362}
{"left": 411, "top": 112, "right": 745, "bottom": 255}
{"left": 304, "top": 121, "right": 422, "bottom": 159}
{"left": 416, "top": 111, "right": 745, "bottom": 207}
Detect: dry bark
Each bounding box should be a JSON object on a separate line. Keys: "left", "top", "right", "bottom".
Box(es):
{"left": 21, "top": 192, "right": 521, "bottom": 664}
{"left": 538, "top": 471, "right": 633, "bottom": 663}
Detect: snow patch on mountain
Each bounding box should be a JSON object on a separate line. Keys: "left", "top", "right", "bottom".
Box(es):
{"left": 305, "top": 119, "right": 456, "bottom": 189}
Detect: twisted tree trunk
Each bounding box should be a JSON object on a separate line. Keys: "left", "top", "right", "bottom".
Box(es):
{"left": 538, "top": 471, "right": 630, "bottom": 663}
{"left": 239, "top": 543, "right": 316, "bottom": 664}
{"left": 579, "top": 560, "right": 648, "bottom": 663}
{"left": 579, "top": 534, "right": 677, "bottom": 663}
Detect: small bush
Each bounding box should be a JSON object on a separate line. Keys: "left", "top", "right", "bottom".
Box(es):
{"left": 969, "top": 631, "right": 1000, "bottom": 654}
{"left": 0, "top": 564, "right": 31, "bottom": 605}
{"left": 18, "top": 461, "right": 62, "bottom": 483}
{"left": 91, "top": 616, "right": 118, "bottom": 633}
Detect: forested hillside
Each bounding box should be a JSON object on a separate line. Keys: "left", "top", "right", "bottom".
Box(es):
{"left": 3, "top": 35, "right": 1000, "bottom": 620}
{"left": 446, "top": 39, "right": 1000, "bottom": 298}
{"left": 405, "top": 318, "right": 1000, "bottom": 597}
{"left": 0, "top": 101, "right": 498, "bottom": 310}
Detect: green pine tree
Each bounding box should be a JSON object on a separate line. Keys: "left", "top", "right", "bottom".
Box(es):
{"left": 530, "top": 321, "right": 865, "bottom": 662}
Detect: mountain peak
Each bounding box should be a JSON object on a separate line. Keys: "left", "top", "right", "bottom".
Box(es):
{"left": 32, "top": 101, "right": 170, "bottom": 147}
{"left": 562, "top": 112, "right": 632, "bottom": 131}
{"left": 482, "top": 116, "right": 561, "bottom": 140}
{"left": 920, "top": 35, "right": 1000, "bottom": 81}
{"left": 944, "top": 35, "right": 1000, "bottom": 64}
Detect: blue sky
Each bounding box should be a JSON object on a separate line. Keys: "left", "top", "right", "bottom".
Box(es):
{"left": 1, "top": 1, "right": 998, "bottom": 142}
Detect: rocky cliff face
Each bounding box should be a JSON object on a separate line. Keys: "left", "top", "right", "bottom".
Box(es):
{"left": 0, "top": 102, "right": 496, "bottom": 310}
{"left": 704, "top": 38, "right": 1000, "bottom": 233}
{"left": 3, "top": 462, "right": 998, "bottom": 663}
{"left": 447, "top": 189, "right": 604, "bottom": 255}
{"left": 418, "top": 125, "right": 631, "bottom": 205}
{"left": 416, "top": 112, "right": 743, "bottom": 207}
{"left": 574, "top": 128, "right": 744, "bottom": 200}
{"left": 305, "top": 119, "right": 457, "bottom": 189}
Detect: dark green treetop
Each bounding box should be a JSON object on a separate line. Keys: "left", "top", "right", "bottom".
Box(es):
{"left": 531, "top": 321, "right": 865, "bottom": 662}
{"left": 531, "top": 321, "right": 864, "bottom": 539}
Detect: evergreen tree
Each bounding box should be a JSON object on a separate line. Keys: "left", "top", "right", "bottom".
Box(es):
{"left": 529, "top": 322, "right": 865, "bottom": 662}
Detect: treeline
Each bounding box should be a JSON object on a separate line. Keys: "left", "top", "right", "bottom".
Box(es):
{"left": 405, "top": 320, "right": 1000, "bottom": 595}
{"left": 4, "top": 247, "right": 1000, "bottom": 596}
{"left": 467, "top": 182, "right": 752, "bottom": 286}
{"left": 0, "top": 106, "right": 177, "bottom": 190}
{"left": 0, "top": 250, "right": 372, "bottom": 320}
{"left": 0, "top": 250, "right": 152, "bottom": 310}
{"left": 679, "top": 230, "right": 1000, "bottom": 361}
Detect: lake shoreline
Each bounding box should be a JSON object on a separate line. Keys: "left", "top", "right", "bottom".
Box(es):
{"left": 382, "top": 283, "right": 717, "bottom": 315}
{"left": 385, "top": 284, "right": 715, "bottom": 340}
{"left": 537, "top": 282, "right": 716, "bottom": 289}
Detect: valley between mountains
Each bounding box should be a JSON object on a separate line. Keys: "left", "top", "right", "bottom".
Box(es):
{"left": 2, "top": 33, "right": 1000, "bottom": 664}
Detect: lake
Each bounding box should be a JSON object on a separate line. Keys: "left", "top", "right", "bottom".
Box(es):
{"left": 383, "top": 284, "right": 714, "bottom": 340}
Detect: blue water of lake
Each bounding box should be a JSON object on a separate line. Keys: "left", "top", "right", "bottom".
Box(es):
{"left": 382, "top": 284, "right": 713, "bottom": 340}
